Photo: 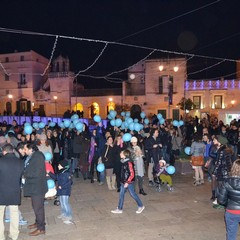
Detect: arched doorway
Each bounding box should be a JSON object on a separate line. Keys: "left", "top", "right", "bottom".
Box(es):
{"left": 6, "top": 102, "right": 12, "bottom": 115}
{"left": 73, "top": 103, "right": 84, "bottom": 117}
{"left": 89, "top": 102, "right": 99, "bottom": 118}
{"left": 130, "top": 104, "right": 141, "bottom": 120}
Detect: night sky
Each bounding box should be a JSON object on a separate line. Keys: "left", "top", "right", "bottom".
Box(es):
{"left": 0, "top": 0, "right": 239, "bottom": 88}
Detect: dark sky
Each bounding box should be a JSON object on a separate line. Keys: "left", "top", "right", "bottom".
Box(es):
{"left": 0, "top": 0, "right": 239, "bottom": 88}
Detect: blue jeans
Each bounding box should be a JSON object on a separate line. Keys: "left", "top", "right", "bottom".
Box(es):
{"left": 99, "top": 170, "right": 105, "bottom": 183}
{"left": 118, "top": 183, "right": 143, "bottom": 210}
{"left": 225, "top": 211, "right": 240, "bottom": 240}
{"left": 59, "top": 195, "right": 72, "bottom": 219}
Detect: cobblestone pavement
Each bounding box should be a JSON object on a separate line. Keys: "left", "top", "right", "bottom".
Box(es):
{"left": 4, "top": 173, "right": 233, "bottom": 240}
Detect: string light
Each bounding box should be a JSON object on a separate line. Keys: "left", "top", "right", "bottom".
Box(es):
{"left": 188, "top": 59, "right": 226, "bottom": 76}
{"left": 74, "top": 43, "right": 108, "bottom": 78}
{"left": 41, "top": 35, "right": 59, "bottom": 76}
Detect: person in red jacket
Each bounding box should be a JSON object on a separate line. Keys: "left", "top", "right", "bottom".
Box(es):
{"left": 111, "top": 149, "right": 145, "bottom": 214}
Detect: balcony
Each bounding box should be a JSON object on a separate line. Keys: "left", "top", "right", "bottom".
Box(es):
{"left": 18, "top": 83, "right": 28, "bottom": 88}
{"left": 185, "top": 79, "right": 238, "bottom": 90}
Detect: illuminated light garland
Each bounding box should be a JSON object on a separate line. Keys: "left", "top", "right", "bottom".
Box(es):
{"left": 0, "top": 61, "right": 11, "bottom": 76}
{"left": 41, "top": 35, "right": 59, "bottom": 76}
{"left": 74, "top": 43, "right": 108, "bottom": 79}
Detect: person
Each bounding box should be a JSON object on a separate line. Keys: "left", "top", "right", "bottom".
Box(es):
{"left": 111, "top": 149, "right": 145, "bottom": 214}
{"left": 190, "top": 134, "right": 206, "bottom": 186}
{"left": 130, "top": 136, "right": 147, "bottom": 195}
{"left": 47, "top": 159, "right": 73, "bottom": 225}
{"left": 23, "top": 143, "right": 48, "bottom": 236}
{"left": 0, "top": 144, "right": 24, "bottom": 240}
{"left": 156, "top": 159, "right": 173, "bottom": 191}
{"left": 217, "top": 159, "right": 240, "bottom": 240}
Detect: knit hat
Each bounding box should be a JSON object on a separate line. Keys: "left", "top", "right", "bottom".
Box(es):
{"left": 159, "top": 159, "right": 166, "bottom": 166}
{"left": 59, "top": 160, "right": 69, "bottom": 169}
{"left": 130, "top": 136, "right": 138, "bottom": 143}
{"left": 215, "top": 135, "right": 228, "bottom": 145}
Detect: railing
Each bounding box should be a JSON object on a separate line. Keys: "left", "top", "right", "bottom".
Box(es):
{"left": 185, "top": 79, "right": 239, "bottom": 90}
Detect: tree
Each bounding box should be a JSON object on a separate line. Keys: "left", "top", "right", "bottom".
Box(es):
{"left": 177, "top": 97, "right": 196, "bottom": 111}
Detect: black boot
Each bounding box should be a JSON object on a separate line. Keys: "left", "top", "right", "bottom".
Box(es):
{"left": 139, "top": 189, "right": 147, "bottom": 196}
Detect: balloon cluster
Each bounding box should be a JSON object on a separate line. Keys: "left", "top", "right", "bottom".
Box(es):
{"left": 172, "top": 120, "right": 184, "bottom": 127}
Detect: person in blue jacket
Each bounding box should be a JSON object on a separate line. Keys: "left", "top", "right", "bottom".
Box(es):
{"left": 47, "top": 159, "right": 73, "bottom": 224}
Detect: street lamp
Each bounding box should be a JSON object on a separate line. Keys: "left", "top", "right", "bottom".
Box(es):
{"left": 53, "top": 96, "right": 58, "bottom": 116}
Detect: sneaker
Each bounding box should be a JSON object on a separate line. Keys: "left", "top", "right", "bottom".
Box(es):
{"left": 193, "top": 181, "right": 200, "bottom": 186}
{"left": 63, "top": 220, "right": 73, "bottom": 225}
{"left": 167, "top": 184, "right": 173, "bottom": 192}
{"left": 136, "top": 206, "right": 145, "bottom": 214}
{"left": 4, "top": 219, "right": 10, "bottom": 223}
{"left": 19, "top": 219, "right": 28, "bottom": 225}
{"left": 111, "top": 208, "right": 123, "bottom": 214}
{"left": 212, "top": 199, "right": 218, "bottom": 205}
{"left": 148, "top": 181, "right": 154, "bottom": 187}
{"left": 200, "top": 179, "right": 204, "bottom": 184}
{"left": 98, "top": 182, "right": 104, "bottom": 186}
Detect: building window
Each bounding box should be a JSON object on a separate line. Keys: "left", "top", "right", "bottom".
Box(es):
{"left": 159, "top": 77, "right": 163, "bottom": 94}
{"left": 214, "top": 95, "right": 222, "bottom": 109}
{"left": 5, "top": 74, "right": 9, "bottom": 81}
{"left": 20, "top": 55, "right": 24, "bottom": 61}
{"left": 20, "top": 74, "right": 26, "bottom": 85}
{"left": 193, "top": 96, "right": 201, "bottom": 109}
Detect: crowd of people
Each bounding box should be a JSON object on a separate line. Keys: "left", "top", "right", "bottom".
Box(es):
{"left": 1, "top": 114, "right": 240, "bottom": 239}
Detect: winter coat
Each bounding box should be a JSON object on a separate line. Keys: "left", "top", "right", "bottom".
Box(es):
{"left": 49, "top": 169, "right": 72, "bottom": 196}
{"left": 23, "top": 150, "right": 48, "bottom": 197}
{"left": 102, "top": 144, "right": 115, "bottom": 169}
{"left": 218, "top": 177, "right": 240, "bottom": 210}
{"left": 227, "top": 129, "right": 238, "bottom": 146}
{"left": 120, "top": 158, "right": 135, "bottom": 184}
{"left": 0, "top": 153, "right": 24, "bottom": 205}
{"left": 213, "top": 145, "right": 232, "bottom": 181}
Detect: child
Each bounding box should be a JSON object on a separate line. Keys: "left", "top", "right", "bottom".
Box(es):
{"left": 156, "top": 159, "right": 173, "bottom": 191}
{"left": 111, "top": 149, "right": 145, "bottom": 214}
{"left": 47, "top": 159, "right": 73, "bottom": 224}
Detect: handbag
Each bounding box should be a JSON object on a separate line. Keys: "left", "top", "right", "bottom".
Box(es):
{"left": 191, "top": 155, "right": 204, "bottom": 166}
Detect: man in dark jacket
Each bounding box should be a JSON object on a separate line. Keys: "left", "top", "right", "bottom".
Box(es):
{"left": 23, "top": 143, "right": 48, "bottom": 236}
{"left": 0, "top": 143, "right": 24, "bottom": 240}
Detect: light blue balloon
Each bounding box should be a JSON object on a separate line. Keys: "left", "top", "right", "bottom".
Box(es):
{"left": 110, "top": 119, "right": 116, "bottom": 126}
{"left": 24, "top": 122, "right": 31, "bottom": 127}
{"left": 122, "top": 133, "right": 132, "bottom": 142}
{"left": 167, "top": 166, "right": 176, "bottom": 175}
{"left": 73, "top": 119, "right": 80, "bottom": 126}
{"left": 144, "top": 118, "right": 149, "bottom": 125}
{"left": 134, "top": 118, "right": 139, "bottom": 123}
{"left": 39, "top": 122, "right": 45, "bottom": 129}
{"left": 121, "top": 112, "right": 125, "bottom": 117}
{"left": 64, "top": 119, "right": 71, "bottom": 128}
{"left": 157, "top": 113, "right": 162, "bottom": 119}
{"left": 71, "top": 114, "right": 79, "bottom": 121}
{"left": 32, "top": 122, "right": 39, "bottom": 129}
{"left": 109, "top": 110, "right": 117, "bottom": 119}
{"left": 184, "top": 147, "right": 191, "bottom": 155}
{"left": 179, "top": 120, "right": 184, "bottom": 126}
{"left": 121, "top": 123, "right": 126, "bottom": 129}
{"left": 59, "top": 122, "right": 65, "bottom": 129}
{"left": 125, "top": 112, "right": 131, "bottom": 117}
{"left": 93, "top": 115, "right": 101, "bottom": 123}
{"left": 44, "top": 152, "right": 53, "bottom": 161}
{"left": 69, "top": 123, "right": 75, "bottom": 129}
{"left": 173, "top": 120, "right": 179, "bottom": 127}
{"left": 76, "top": 122, "right": 84, "bottom": 131}
{"left": 115, "top": 118, "right": 122, "bottom": 127}
{"left": 127, "top": 118, "right": 133, "bottom": 125}
{"left": 107, "top": 114, "right": 112, "bottom": 120}
{"left": 140, "top": 112, "right": 146, "bottom": 119}
{"left": 49, "top": 122, "right": 56, "bottom": 127}
{"left": 97, "top": 163, "right": 105, "bottom": 172}
{"left": 159, "top": 118, "right": 165, "bottom": 125}
{"left": 47, "top": 179, "right": 55, "bottom": 189}
{"left": 24, "top": 125, "right": 33, "bottom": 135}
{"left": 124, "top": 121, "right": 129, "bottom": 128}
{"left": 129, "top": 122, "right": 135, "bottom": 131}
{"left": 134, "top": 123, "right": 141, "bottom": 132}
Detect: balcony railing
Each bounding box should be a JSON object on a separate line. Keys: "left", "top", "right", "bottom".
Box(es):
{"left": 185, "top": 79, "right": 239, "bottom": 90}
